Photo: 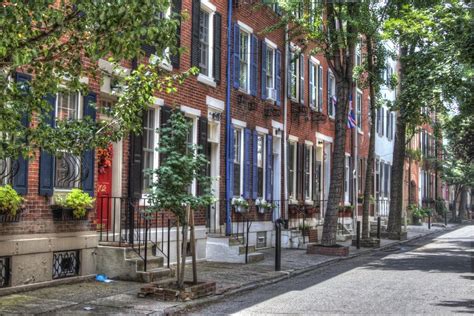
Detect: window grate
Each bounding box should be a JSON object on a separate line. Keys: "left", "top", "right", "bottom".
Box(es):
{"left": 52, "top": 250, "right": 80, "bottom": 279}
{"left": 0, "top": 257, "right": 10, "bottom": 288}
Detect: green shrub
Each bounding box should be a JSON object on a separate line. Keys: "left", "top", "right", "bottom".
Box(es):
{"left": 57, "top": 189, "right": 94, "bottom": 219}
{"left": 0, "top": 185, "right": 24, "bottom": 216}
{"left": 409, "top": 204, "right": 429, "bottom": 219}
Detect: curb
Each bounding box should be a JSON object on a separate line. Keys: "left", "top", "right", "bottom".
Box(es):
{"left": 163, "top": 225, "right": 460, "bottom": 315}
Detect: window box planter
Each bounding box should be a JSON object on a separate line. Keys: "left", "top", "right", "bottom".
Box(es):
{"left": 51, "top": 205, "right": 88, "bottom": 221}
{"left": 233, "top": 205, "right": 249, "bottom": 213}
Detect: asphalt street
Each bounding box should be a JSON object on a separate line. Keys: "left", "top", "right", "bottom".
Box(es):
{"left": 189, "top": 225, "right": 474, "bottom": 315}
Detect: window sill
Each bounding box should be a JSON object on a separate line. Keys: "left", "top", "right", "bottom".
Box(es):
{"left": 159, "top": 62, "right": 173, "bottom": 72}
{"left": 304, "top": 200, "right": 314, "bottom": 206}
{"left": 238, "top": 88, "right": 250, "bottom": 95}
{"left": 358, "top": 129, "right": 364, "bottom": 135}
{"left": 197, "top": 74, "right": 217, "bottom": 88}
{"left": 328, "top": 115, "right": 335, "bottom": 120}
{"left": 289, "top": 199, "right": 299, "bottom": 205}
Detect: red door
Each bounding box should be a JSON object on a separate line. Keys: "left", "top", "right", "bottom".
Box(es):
{"left": 96, "top": 144, "right": 113, "bottom": 230}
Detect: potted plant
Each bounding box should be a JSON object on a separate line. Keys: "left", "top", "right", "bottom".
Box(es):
{"left": 52, "top": 188, "right": 94, "bottom": 220}
{"left": 255, "top": 198, "right": 275, "bottom": 214}
{"left": 0, "top": 185, "right": 24, "bottom": 222}
{"left": 409, "top": 204, "right": 426, "bottom": 225}
{"left": 231, "top": 196, "right": 249, "bottom": 213}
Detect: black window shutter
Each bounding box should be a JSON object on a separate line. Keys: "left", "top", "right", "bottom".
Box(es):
{"left": 39, "top": 94, "right": 56, "bottom": 196}
{"left": 191, "top": 0, "right": 201, "bottom": 68}
{"left": 197, "top": 116, "right": 209, "bottom": 196}
{"left": 129, "top": 116, "right": 145, "bottom": 200}
{"left": 213, "top": 12, "right": 222, "bottom": 84}
{"left": 13, "top": 73, "right": 31, "bottom": 195}
{"left": 170, "top": 0, "right": 182, "bottom": 68}
{"left": 81, "top": 92, "right": 96, "bottom": 196}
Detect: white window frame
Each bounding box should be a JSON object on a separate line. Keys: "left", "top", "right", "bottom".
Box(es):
{"left": 150, "top": 6, "right": 173, "bottom": 72}
{"left": 233, "top": 127, "right": 244, "bottom": 197}
{"left": 356, "top": 90, "right": 363, "bottom": 132}
{"left": 264, "top": 39, "right": 277, "bottom": 101}
{"left": 54, "top": 92, "right": 83, "bottom": 193}
{"left": 328, "top": 70, "right": 336, "bottom": 118}
{"left": 289, "top": 45, "right": 300, "bottom": 101}
{"left": 238, "top": 27, "right": 251, "bottom": 93}
{"left": 196, "top": 1, "right": 216, "bottom": 83}
{"left": 344, "top": 154, "right": 351, "bottom": 204}
{"left": 256, "top": 133, "right": 266, "bottom": 199}
{"left": 309, "top": 59, "right": 319, "bottom": 109}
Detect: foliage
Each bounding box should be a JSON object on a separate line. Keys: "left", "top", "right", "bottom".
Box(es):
{"left": 0, "top": 0, "right": 193, "bottom": 159}
{"left": 147, "top": 110, "right": 214, "bottom": 221}
{"left": 434, "top": 198, "right": 447, "bottom": 215}
{"left": 408, "top": 204, "right": 429, "bottom": 219}
{"left": 231, "top": 196, "right": 249, "bottom": 208}
{"left": 255, "top": 198, "right": 275, "bottom": 209}
{"left": 298, "top": 223, "right": 311, "bottom": 233}
{"left": 0, "top": 185, "right": 24, "bottom": 216}
{"left": 55, "top": 188, "right": 94, "bottom": 219}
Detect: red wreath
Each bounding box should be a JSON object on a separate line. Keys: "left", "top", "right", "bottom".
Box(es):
{"left": 97, "top": 144, "right": 113, "bottom": 174}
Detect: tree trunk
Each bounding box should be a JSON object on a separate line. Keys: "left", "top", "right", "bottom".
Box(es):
{"left": 458, "top": 186, "right": 467, "bottom": 221}
{"left": 175, "top": 218, "right": 180, "bottom": 287}
{"left": 321, "top": 81, "right": 351, "bottom": 245}
{"left": 361, "top": 36, "right": 376, "bottom": 240}
{"left": 178, "top": 207, "right": 189, "bottom": 289}
{"left": 189, "top": 206, "right": 198, "bottom": 284}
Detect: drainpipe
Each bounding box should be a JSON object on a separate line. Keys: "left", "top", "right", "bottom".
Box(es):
{"left": 225, "top": 0, "right": 233, "bottom": 236}
{"left": 283, "top": 25, "right": 289, "bottom": 221}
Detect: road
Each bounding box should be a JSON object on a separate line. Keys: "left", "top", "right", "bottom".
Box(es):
{"left": 189, "top": 225, "right": 474, "bottom": 315}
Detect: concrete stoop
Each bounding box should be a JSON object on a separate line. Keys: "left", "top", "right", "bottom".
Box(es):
{"left": 281, "top": 230, "right": 311, "bottom": 249}
{"left": 96, "top": 245, "right": 174, "bottom": 282}
{"left": 206, "top": 236, "right": 264, "bottom": 263}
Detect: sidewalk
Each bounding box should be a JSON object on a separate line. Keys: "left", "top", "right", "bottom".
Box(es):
{"left": 0, "top": 224, "right": 458, "bottom": 315}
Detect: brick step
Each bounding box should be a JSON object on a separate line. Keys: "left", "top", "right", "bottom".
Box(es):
{"left": 137, "top": 267, "right": 175, "bottom": 283}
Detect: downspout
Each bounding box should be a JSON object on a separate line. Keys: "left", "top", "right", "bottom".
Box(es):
{"left": 225, "top": 0, "right": 233, "bottom": 235}
{"left": 283, "top": 25, "right": 289, "bottom": 221}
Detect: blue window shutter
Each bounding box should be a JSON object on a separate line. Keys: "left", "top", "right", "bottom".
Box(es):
{"left": 13, "top": 73, "right": 31, "bottom": 195}
{"left": 275, "top": 49, "right": 281, "bottom": 106}
{"left": 233, "top": 24, "right": 240, "bottom": 89}
{"left": 39, "top": 94, "right": 56, "bottom": 196}
{"left": 250, "top": 34, "right": 258, "bottom": 97}
{"left": 243, "top": 128, "right": 251, "bottom": 199}
{"left": 81, "top": 92, "right": 96, "bottom": 196}
{"left": 226, "top": 126, "right": 234, "bottom": 200}
{"left": 252, "top": 130, "right": 258, "bottom": 200}
{"left": 318, "top": 65, "right": 323, "bottom": 111}
{"left": 261, "top": 42, "right": 267, "bottom": 100}
{"left": 299, "top": 54, "right": 304, "bottom": 104}
{"left": 265, "top": 135, "right": 273, "bottom": 201}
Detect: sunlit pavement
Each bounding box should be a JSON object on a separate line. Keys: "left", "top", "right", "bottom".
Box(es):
{"left": 190, "top": 225, "right": 474, "bottom": 315}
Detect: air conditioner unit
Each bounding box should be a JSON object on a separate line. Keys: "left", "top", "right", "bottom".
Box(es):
{"left": 267, "top": 88, "right": 277, "bottom": 101}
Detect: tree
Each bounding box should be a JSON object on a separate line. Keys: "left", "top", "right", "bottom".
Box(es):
{"left": 0, "top": 1, "right": 187, "bottom": 160}
{"left": 384, "top": 0, "right": 471, "bottom": 237}
{"left": 275, "top": 0, "right": 362, "bottom": 246}
{"left": 147, "top": 110, "right": 214, "bottom": 289}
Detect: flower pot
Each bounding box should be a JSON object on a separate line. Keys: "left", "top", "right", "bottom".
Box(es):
{"left": 412, "top": 216, "right": 422, "bottom": 226}
{"left": 235, "top": 205, "right": 248, "bottom": 213}
{"left": 0, "top": 210, "right": 21, "bottom": 223}
{"left": 257, "top": 206, "right": 265, "bottom": 214}
{"left": 51, "top": 205, "right": 88, "bottom": 221}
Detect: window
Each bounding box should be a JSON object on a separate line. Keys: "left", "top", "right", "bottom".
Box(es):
{"left": 309, "top": 62, "right": 318, "bottom": 109}
{"left": 198, "top": 10, "right": 210, "bottom": 76}
{"left": 375, "top": 159, "right": 380, "bottom": 198}
{"left": 328, "top": 71, "right": 336, "bottom": 117}
{"left": 304, "top": 145, "right": 312, "bottom": 201}
{"left": 356, "top": 91, "right": 362, "bottom": 130}
{"left": 257, "top": 134, "right": 265, "bottom": 198}
{"left": 142, "top": 109, "right": 156, "bottom": 191}
{"left": 384, "top": 164, "right": 391, "bottom": 198}
{"left": 344, "top": 156, "right": 350, "bottom": 203}
{"left": 289, "top": 50, "right": 298, "bottom": 100}
{"left": 239, "top": 30, "right": 250, "bottom": 92}
{"left": 358, "top": 158, "right": 364, "bottom": 195}
{"left": 54, "top": 93, "right": 82, "bottom": 190}
{"left": 356, "top": 41, "right": 362, "bottom": 67}
{"left": 266, "top": 46, "right": 275, "bottom": 99}
{"left": 233, "top": 128, "right": 243, "bottom": 196}
{"left": 0, "top": 159, "right": 12, "bottom": 185}
{"left": 288, "top": 142, "right": 297, "bottom": 200}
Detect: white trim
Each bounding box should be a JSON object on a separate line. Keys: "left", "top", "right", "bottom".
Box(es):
{"left": 98, "top": 59, "right": 130, "bottom": 76}
{"left": 206, "top": 96, "right": 224, "bottom": 111}
{"left": 201, "top": 0, "right": 216, "bottom": 12}
{"left": 310, "top": 56, "right": 321, "bottom": 65}
{"left": 197, "top": 74, "right": 217, "bottom": 87}
{"left": 237, "top": 21, "right": 253, "bottom": 34}
{"left": 345, "top": 152, "right": 351, "bottom": 157}
{"left": 356, "top": 87, "right": 363, "bottom": 94}
{"left": 272, "top": 120, "right": 283, "bottom": 130}
{"left": 232, "top": 118, "right": 247, "bottom": 128}
{"left": 255, "top": 126, "right": 269, "bottom": 134}
{"left": 304, "top": 140, "right": 314, "bottom": 146}
{"left": 288, "top": 135, "right": 299, "bottom": 142}
{"left": 153, "top": 97, "right": 164, "bottom": 106}
{"left": 316, "top": 132, "right": 333, "bottom": 143}
{"left": 264, "top": 38, "right": 277, "bottom": 50}
{"left": 180, "top": 105, "right": 201, "bottom": 117}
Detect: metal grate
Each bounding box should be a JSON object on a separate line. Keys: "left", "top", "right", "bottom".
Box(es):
{"left": 0, "top": 257, "right": 10, "bottom": 288}
{"left": 256, "top": 231, "right": 267, "bottom": 249}
{"left": 52, "top": 250, "right": 80, "bottom": 279}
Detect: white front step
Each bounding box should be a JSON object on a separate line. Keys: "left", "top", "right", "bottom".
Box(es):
{"left": 206, "top": 236, "right": 263, "bottom": 263}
